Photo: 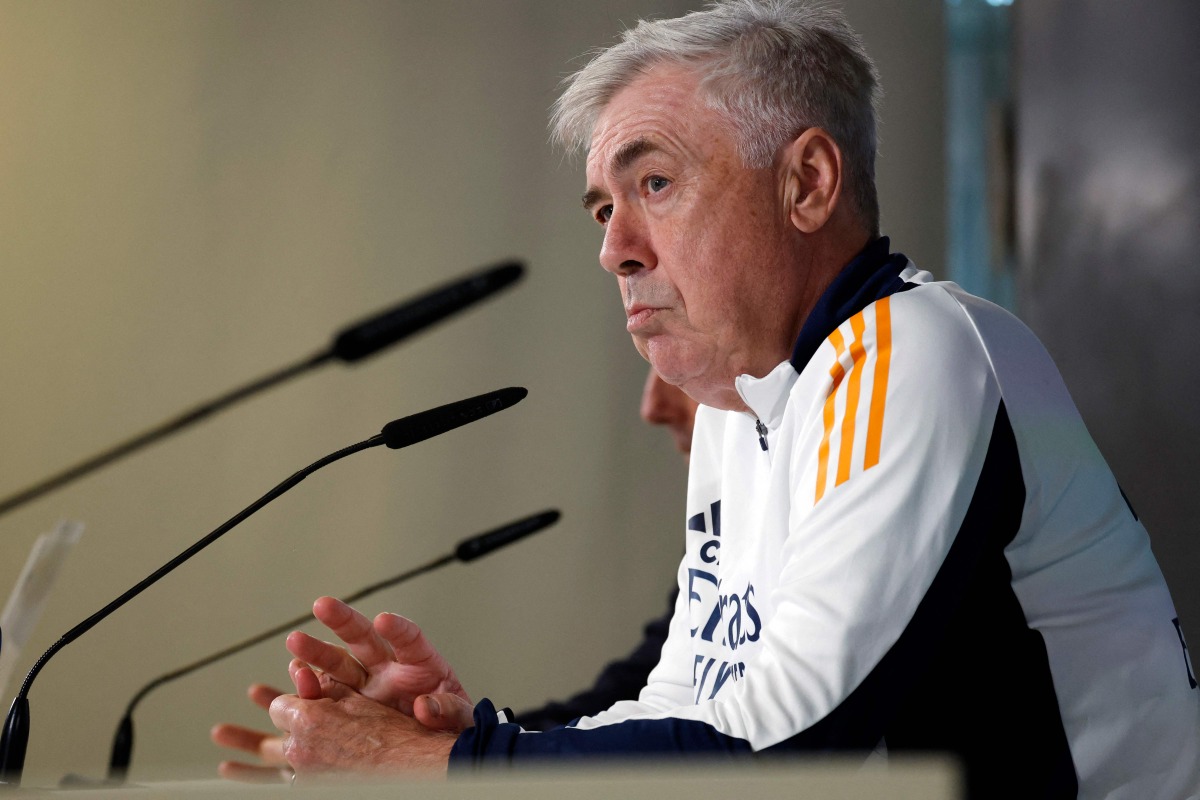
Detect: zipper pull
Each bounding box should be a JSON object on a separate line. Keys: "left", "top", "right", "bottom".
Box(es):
{"left": 755, "top": 419, "right": 769, "bottom": 452}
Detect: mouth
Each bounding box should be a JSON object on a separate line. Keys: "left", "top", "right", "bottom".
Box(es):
{"left": 625, "top": 304, "right": 663, "bottom": 332}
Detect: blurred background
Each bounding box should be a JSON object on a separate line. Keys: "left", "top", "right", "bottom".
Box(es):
{"left": 0, "top": 0, "right": 1194, "bottom": 785}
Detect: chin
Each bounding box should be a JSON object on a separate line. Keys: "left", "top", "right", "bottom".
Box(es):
{"left": 643, "top": 342, "right": 698, "bottom": 389}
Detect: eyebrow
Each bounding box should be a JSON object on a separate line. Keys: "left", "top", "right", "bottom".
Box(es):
{"left": 581, "top": 137, "right": 662, "bottom": 211}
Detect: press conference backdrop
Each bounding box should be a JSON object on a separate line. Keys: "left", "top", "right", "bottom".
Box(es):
{"left": 0, "top": 0, "right": 948, "bottom": 783}
{"left": 1015, "top": 1, "right": 1200, "bottom": 651}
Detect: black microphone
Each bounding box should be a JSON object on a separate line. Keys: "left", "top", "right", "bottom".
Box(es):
{"left": 105, "top": 509, "right": 559, "bottom": 782}
{"left": 0, "top": 260, "right": 525, "bottom": 519}
{"left": 0, "top": 387, "right": 527, "bottom": 787}
{"left": 331, "top": 262, "right": 522, "bottom": 362}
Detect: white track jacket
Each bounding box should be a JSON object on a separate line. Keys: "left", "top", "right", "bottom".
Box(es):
{"left": 451, "top": 238, "right": 1200, "bottom": 799}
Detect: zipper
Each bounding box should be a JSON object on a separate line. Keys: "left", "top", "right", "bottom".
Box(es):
{"left": 755, "top": 419, "right": 769, "bottom": 452}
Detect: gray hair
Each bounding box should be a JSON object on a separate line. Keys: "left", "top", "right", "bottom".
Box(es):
{"left": 551, "top": 0, "right": 882, "bottom": 234}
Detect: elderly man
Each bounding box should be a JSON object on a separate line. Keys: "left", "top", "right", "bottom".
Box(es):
{"left": 269, "top": 1, "right": 1200, "bottom": 796}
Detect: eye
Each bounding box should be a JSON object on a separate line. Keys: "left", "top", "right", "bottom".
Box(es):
{"left": 596, "top": 204, "right": 613, "bottom": 224}
{"left": 647, "top": 175, "right": 670, "bottom": 193}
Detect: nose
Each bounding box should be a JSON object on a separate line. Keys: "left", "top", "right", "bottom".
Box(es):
{"left": 599, "top": 206, "right": 656, "bottom": 277}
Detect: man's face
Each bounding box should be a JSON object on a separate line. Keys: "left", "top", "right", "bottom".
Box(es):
{"left": 584, "top": 64, "right": 812, "bottom": 410}
{"left": 640, "top": 367, "right": 698, "bottom": 462}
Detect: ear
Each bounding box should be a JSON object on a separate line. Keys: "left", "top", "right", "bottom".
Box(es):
{"left": 781, "top": 128, "right": 844, "bottom": 234}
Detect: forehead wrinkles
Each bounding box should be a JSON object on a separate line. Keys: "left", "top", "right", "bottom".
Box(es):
{"left": 586, "top": 72, "right": 708, "bottom": 182}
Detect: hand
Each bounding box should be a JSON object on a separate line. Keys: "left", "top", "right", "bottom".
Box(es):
{"left": 210, "top": 684, "right": 290, "bottom": 783}
{"left": 270, "top": 668, "right": 457, "bottom": 777}
{"left": 211, "top": 685, "right": 474, "bottom": 783}
{"left": 285, "top": 597, "right": 470, "bottom": 716}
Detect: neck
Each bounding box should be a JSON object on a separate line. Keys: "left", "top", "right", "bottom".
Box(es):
{"left": 702, "top": 226, "right": 875, "bottom": 412}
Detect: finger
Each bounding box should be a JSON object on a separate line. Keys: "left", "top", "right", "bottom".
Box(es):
{"left": 312, "top": 596, "right": 397, "bottom": 671}
{"left": 291, "top": 661, "right": 323, "bottom": 701}
{"left": 289, "top": 657, "right": 354, "bottom": 701}
{"left": 372, "top": 613, "right": 449, "bottom": 672}
{"left": 260, "top": 733, "right": 286, "bottom": 765}
{"left": 217, "top": 761, "right": 290, "bottom": 784}
{"left": 210, "top": 723, "right": 276, "bottom": 757}
{"left": 315, "top": 672, "right": 360, "bottom": 701}
{"left": 288, "top": 658, "right": 307, "bottom": 686}
{"left": 248, "top": 684, "right": 285, "bottom": 711}
{"left": 370, "top": 612, "right": 427, "bottom": 660}
{"left": 413, "top": 693, "right": 475, "bottom": 733}
{"left": 373, "top": 613, "right": 469, "bottom": 700}
{"left": 286, "top": 631, "right": 368, "bottom": 690}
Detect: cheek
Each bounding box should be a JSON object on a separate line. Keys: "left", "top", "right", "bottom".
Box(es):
{"left": 660, "top": 236, "right": 716, "bottom": 318}
{"left": 684, "top": 213, "right": 783, "bottom": 319}
{"left": 675, "top": 266, "right": 738, "bottom": 330}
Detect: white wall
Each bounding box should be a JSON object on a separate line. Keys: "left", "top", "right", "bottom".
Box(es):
{"left": 0, "top": 0, "right": 943, "bottom": 783}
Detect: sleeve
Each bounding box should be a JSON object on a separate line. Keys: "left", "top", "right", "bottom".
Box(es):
{"left": 451, "top": 290, "right": 1016, "bottom": 766}
{"left": 512, "top": 588, "right": 678, "bottom": 730}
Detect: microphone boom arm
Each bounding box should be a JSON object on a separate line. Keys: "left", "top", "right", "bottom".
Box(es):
{"left": 106, "top": 507, "right": 559, "bottom": 781}
{"left": 19, "top": 436, "right": 380, "bottom": 703}
{"left": 0, "top": 435, "right": 378, "bottom": 786}
{"left": 0, "top": 386, "right": 527, "bottom": 786}
{"left": 0, "top": 350, "right": 332, "bottom": 518}
{"left": 0, "top": 260, "right": 524, "bottom": 519}
{"left": 126, "top": 551, "right": 454, "bottom": 718}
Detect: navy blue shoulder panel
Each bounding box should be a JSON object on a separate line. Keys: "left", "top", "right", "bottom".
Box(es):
{"left": 790, "top": 236, "right": 914, "bottom": 374}
{"left": 765, "top": 401, "right": 1077, "bottom": 797}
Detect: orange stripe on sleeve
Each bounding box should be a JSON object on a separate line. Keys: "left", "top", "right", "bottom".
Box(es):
{"left": 835, "top": 313, "right": 868, "bottom": 487}
{"left": 815, "top": 328, "right": 848, "bottom": 505}
{"left": 864, "top": 296, "right": 893, "bottom": 470}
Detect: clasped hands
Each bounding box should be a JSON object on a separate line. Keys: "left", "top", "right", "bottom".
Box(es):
{"left": 211, "top": 596, "right": 476, "bottom": 781}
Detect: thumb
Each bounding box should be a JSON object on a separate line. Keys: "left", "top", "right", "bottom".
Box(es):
{"left": 414, "top": 692, "right": 475, "bottom": 732}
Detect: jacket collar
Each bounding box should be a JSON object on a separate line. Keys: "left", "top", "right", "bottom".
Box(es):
{"left": 788, "top": 236, "right": 911, "bottom": 374}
